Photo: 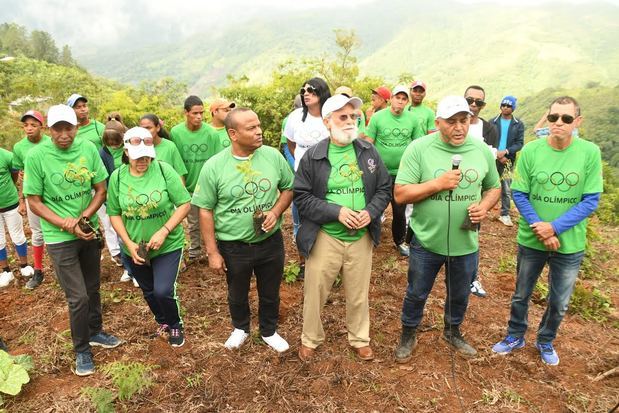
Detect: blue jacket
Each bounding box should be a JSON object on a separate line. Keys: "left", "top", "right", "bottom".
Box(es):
{"left": 490, "top": 115, "right": 524, "bottom": 161}
{"left": 293, "top": 138, "right": 391, "bottom": 257}
{"left": 491, "top": 115, "right": 524, "bottom": 173}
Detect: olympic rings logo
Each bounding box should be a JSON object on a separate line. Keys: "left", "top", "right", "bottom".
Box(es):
{"left": 230, "top": 178, "right": 273, "bottom": 200}
{"left": 535, "top": 171, "right": 580, "bottom": 192}
{"left": 379, "top": 128, "right": 411, "bottom": 138}
{"left": 299, "top": 129, "right": 325, "bottom": 141}
{"left": 50, "top": 167, "right": 91, "bottom": 190}
{"left": 181, "top": 143, "right": 209, "bottom": 153}
{"left": 132, "top": 190, "right": 164, "bottom": 206}
{"left": 221, "top": 138, "right": 230, "bottom": 148}
{"left": 434, "top": 168, "right": 479, "bottom": 189}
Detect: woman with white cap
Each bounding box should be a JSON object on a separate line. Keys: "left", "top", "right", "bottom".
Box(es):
{"left": 107, "top": 127, "right": 191, "bottom": 347}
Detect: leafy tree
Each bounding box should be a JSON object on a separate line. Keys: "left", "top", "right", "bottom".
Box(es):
{"left": 60, "top": 45, "right": 75, "bottom": 67}
{"left": 0, "top": 23, "right": 31, "bottom": 56}
{"left": 30, "top": 30, "right": 59, "bottom": 63}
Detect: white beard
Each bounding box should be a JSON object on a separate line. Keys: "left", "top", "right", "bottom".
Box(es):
{"left": 331, "top": 125, "right": 358, "bottom": 145}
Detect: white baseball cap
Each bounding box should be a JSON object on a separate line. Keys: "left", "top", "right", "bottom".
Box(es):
{"left": 47, "top": 104, "right": 78, "bottom": 127}
{"left": 123, "top": 127, "right": 156, "bottom": 160}
{"left": 391, "top": 85, "right": 410, "bottom": 99}
{"left": 321, "top": 94, "right": 363, "bottom": 118}
{"left": 435, "top": 96, "right": 473, "bottom": 119}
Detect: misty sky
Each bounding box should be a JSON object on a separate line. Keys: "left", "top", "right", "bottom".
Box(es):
{"left": 1, "top": 0, "right": 617, "bottom": 52}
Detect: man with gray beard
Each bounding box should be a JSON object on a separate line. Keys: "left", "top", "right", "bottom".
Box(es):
{"left": 294, "top": 94, "right": 391, "bottom": 362}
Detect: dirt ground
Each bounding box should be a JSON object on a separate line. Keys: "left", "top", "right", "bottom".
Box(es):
{"left": 1, "top": 207, "right": 618, "bottom": 413}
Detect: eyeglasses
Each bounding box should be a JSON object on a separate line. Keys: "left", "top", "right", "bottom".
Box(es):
{"left": 300, "top": 86, "right": 317, "bottom": 95}
{"left": 465, "top": 97, "right": 485, "bottom": 107}
{"left": 501, "top": 104, "right": 513, "bottom": 109}
{"left": 547, "top": 113, "right": 575, "bottom": 124}
{"left": 335, "top": 113, "right": 360, "bottom": 122}
{"left": 124, "top": 136, "right": 154, "bottom": 146}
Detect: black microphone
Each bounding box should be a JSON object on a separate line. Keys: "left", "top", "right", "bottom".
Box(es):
{"left": 449, "top": 155, "right": 462, "bottom": 195}
{"left": 451, "top": 154, "right": 462, "bottom": 170}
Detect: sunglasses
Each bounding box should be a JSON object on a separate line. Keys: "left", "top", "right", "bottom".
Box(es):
{"left": 501, "top": 104, "right": 513, "bottom": 109}
{"left": 124, "top": 136, "right": 154, "bottom": 146}
{"left": 300, "top": 86, "right": 317, "bottom": 95}
{"left": 547, "top": 113, "right": 575, "bottom": 124}
{"left": 465, "top": 97, "right": 485, "bottom": 107}
{"left": 335, "top": 113, "right": 360, "bottom": 122}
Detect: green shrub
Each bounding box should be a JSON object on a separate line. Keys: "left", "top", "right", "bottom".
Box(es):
{"left": 0, "top": 352, "right": 32, "bottom": 406}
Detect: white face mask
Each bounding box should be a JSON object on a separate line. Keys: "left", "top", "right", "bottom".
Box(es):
{"left": 331, "top": 124, "right": 358, "bottom": 145}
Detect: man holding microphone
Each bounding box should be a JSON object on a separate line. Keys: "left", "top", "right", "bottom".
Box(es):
{"left": 393, "top": 96, "right": 501, "bottom": 362}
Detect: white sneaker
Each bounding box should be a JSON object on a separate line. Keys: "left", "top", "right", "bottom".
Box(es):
{"left": 470, "top": 280, "right": 487, "bottom": 297}
{"left": 120, "top": 270, "right": 131, "bottom": 282}
{"left": 262, "top": 332, "right": 289, "bottom": 353}
{"left": 132, "top": 277, "right": 140, "bottom": 288}
{"left": 0, "top": 271, "right": 15, "bottom": 288}
{"left": 498, "top": 215, "right": 513, "bottom": 227}
{"left": 224, "top": 328, "right": 248, "bottom": 350}
{"left": 20, "top": 265, "right": 35, "bottom": 277}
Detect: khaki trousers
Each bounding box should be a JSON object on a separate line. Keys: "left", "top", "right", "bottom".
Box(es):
{"left": 187, "top": 204, "right": 203, "bottom": 259}
{"left": 302, "top": 230, "right": 373, "bottom": 349}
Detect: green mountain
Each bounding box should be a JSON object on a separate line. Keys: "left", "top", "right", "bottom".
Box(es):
{"left": 77, "top": 1, "right": 619, "bottom": 99}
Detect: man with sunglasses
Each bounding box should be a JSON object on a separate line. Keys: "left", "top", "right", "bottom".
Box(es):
{"left": 492, "top": 96, "right": 602, "bottom": 366}
{"left": 365, "top": 85, "right": 423, "bottom": 257}
{"left": 24, "top": 104, "right": 122, "bottom": 376}
{"left": 463, "top": 85, "right": 499, "bottom": 298}
{"left": 295, "top": 94, "right": 391, "bottom": 362}
{"left": 491, "top": 96, "right": 525, "bottom": 227}
{"left": 209, "top": 98, "right": 236, "bottom": 148}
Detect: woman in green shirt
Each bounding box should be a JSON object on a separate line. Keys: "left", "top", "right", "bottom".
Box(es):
{"left": 108, "top": 127, "right": 191, "bottom": 347}
{"left": 139, "top": 114, "right": 188, "bottom": 185}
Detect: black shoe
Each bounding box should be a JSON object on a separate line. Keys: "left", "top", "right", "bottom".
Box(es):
{"left": 298, "top": 264, "right": 305, "bottom": 281}
{"left": 443, "top": 327, "right": 477, "bottom": 357}
{"left": 0, "top": 337, "right": 7, "bottom": 352}
{"left": 25, "top": 270, "right": 44, "bottom": 290}
{"left": 169, "top": 328, "right": 185, "bottom": 347}
{"left": 395, "top": 326, "right": 417, "bottom": 363}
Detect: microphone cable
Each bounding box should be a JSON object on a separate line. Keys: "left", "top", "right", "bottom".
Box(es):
{"left": 446, "top": 166, "right": 467, "bottom": 413}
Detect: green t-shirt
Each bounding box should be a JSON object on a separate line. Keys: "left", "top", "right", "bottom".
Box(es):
{"left": 322, "top": 143, "right": 367, "bottom": 242}
{"left": 12, "top": 135, "right": 52, "bottom": 170}
{"left": 396, "top": 133, "right": 500, "bottom": 256}
{"left": 356, "top": 110, "right": 367, "bottom": 136}
{"left": 170, "top": 122, "right": 221, "bottom": 193}
{"left": 366, "top": 109, "right": 423, "bottom": 175}
{"left": 107, "top": 161, "right": 191, "bottom": 259}
{"left": 0, "top": 149, "right": 19, "bottom": 209}
{"left": 512, "top": 137, "right": 603, "bottom": 254}
{"left": 280, "top": 116, "right": 289, "bottom": 146}
{"left": 76, "top": 120, "right": 105, "bottom": 151}
{"left": 409, "top": 104, "right": 435, "bottom": 135}
{"left": 23, "top": 139, "right": 108, "bottom": 243}
{"left": 191, "top": 145, "right": 294, "bottom": 243}
{"left": 154, "top": 138, "right": 188, "bottom": 177}
{"left": 211, "top": 125, "right": 231, "bottom": 150}
{"left": 107, "top": 146, "right": 124, "bottom": 170}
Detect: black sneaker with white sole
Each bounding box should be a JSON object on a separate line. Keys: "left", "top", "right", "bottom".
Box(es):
{"left": 169, "top": 328, "right": 185, "bottom": 347}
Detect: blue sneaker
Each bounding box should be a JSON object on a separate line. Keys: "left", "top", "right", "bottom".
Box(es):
{"left": 492, "top": 335, "right": 525, "bottom": 354}
{"left": 89, "top": 331, "right": 122, "bottom": 349}
{"left": 536, "top": 341, "right": 559, "bottom": 366}
{"left": 75, "top": 351, "right": 95, "bottom": 376}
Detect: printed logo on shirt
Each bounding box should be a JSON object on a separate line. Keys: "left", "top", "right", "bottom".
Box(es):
{"left": 182, "top": 143, "right": 209, "bottom": 153}
{"left": 535, "top": 171, "right": 580, "bottom": 192}
{"left": 230, "top": 178, "right": 273, "bottom": 200}
{"left": 123, "top": 187, "right": 166, "bottom": 220}
{"left": 378, "top": 128, "right": 412, "bottom": 147}
{"left": 367, "top": 158, "right": 376, "bottom": 174}
{"left": 433, "top": 168, "right": 479, "bottom": 189}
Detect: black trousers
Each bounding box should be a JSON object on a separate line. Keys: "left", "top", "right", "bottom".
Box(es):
{"left": 217, "top": 230, "right": 285, "bottom": 337}
{"left": 390, "top": 175, "right": 407, "bottom": 246}
{"left": 47, "top": 239, "right": 102, "bottom": 353}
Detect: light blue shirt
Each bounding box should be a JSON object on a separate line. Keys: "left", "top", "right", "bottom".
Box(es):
{"left": 499, "top": 118, "right": 511, "bottom": 150}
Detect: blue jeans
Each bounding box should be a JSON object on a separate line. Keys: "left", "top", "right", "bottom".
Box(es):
{"left": 500, "top": 178, "right": 512, "bottom": 216}
{"left": 401, "top": 235, "right": 478, "bottom": 329}
{"left": 507, "top": 245, "right": 584, "bottom": 343}
{"left": 282, "top": 145, "right": 300, "bottom": 239}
